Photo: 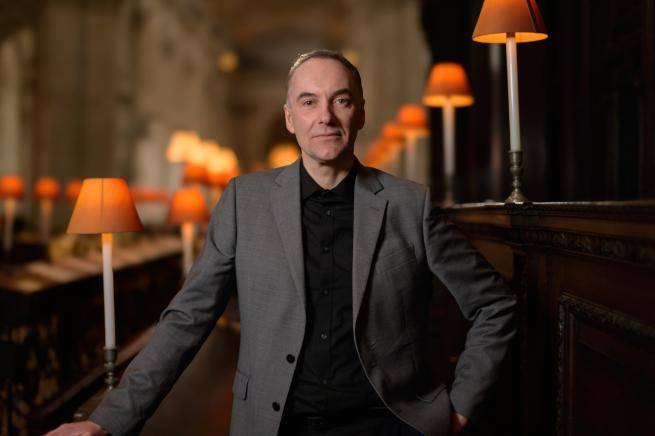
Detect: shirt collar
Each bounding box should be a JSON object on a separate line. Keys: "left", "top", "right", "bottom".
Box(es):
{"left": 300, "top": 159, "right": 356, "bottom": 202}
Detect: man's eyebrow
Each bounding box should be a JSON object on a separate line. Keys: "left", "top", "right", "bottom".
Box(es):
{"left": 296, "top": 92, "right": 317, "bottom": 102}
{"left": 331, "top": 89, "right": 354, "bottom": 99}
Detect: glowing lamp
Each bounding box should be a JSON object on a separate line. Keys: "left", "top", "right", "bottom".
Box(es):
{"left": 67, "top": 178, "right": 143, "bottom": 389}
{"left": 34, "top": 177, "right": 61, "bottom": 242}
{"left": 422, "top": 62, "right": 475, "bottom": 205}
{"left": 268, "top": 143, "right": 300, "bottom": 169}
{"left": 422, "top": 63, "right": 474, "bottom": 108}
{"left": 168, "top": 188, "right": 209, "bottom": 276}
{"left": 183, "top": 164, "right": 208, "bottom": 186}
{"left": 473, "top": 0, "right": 548, "bottom": 203}
{"left": 1, "top": 175, "right": 24, "bottom": 255}
{"left": 65, "top": 180, "right": 83, "bottom": 203}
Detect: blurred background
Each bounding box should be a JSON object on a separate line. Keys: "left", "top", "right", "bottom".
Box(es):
{"left": 0, "top": 1, "right": 653, "bottom": 435}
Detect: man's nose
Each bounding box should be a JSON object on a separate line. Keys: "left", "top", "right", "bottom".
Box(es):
{"left": 317, "top": 102, "right": 336, "bottom": 124}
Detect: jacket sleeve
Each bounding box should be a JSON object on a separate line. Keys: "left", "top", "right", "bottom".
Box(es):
{"left": 421, "top": 187, "right": 516, "bottom": 422}
{"left": 89, "top": 178, "right": 239, "bottom": 435}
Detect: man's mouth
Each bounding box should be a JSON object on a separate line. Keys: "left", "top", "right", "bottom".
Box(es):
{"left": 313, "top": 133, "right": 341, "bottom": 138}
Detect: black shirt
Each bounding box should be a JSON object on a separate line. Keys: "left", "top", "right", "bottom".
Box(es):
{"left": 287, "top": 161, "right": 384, "bottom": 415}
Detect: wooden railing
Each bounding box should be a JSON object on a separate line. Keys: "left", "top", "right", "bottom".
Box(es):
{"left": 444, "top": 201, "right": 655, "bottom": 436}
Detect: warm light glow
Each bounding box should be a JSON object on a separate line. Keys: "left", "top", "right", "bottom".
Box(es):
{"left": 397, "top": 104, "right": 428, "bottom": 129}
{"left": 130, "top": 187, "right": 169, "bottom": 203}
{"left": 217, "top": 50, "right": 239, "bottom": 73}
{"left": 34, "top": 177, "right": 61, "bottom": 200}
{"left": 166, "top": 130, "right": 201, "bottom": 163}
{"left": 267, "top": 143, "right": 300, "bottom": 168}
{"left": 183, "top": 164, "right": 208, "bottom": 185}
{"left": 381, "top": 122, "right": 405, "bottom": 142}
{"left": 472, "top": 0, "right": 548, "bottom": 43}
{"left": 423, "top": 62, "right": 474, "bottom": 107}
{"left": 207, "top": 146, "right": 239, "bottom": 187}
{"left": 168, "top": 188, "right": 209, "bottom": 225}
{"left": 67, "top": 178, "right": 143, "bottom": 234}
{"left": 65, "top": 180, "right": 83, "bottom": 203}
{"left": 0, "top": 175, "right": 24, "bottom": 199}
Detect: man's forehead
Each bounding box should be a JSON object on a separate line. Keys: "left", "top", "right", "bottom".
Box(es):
{"left": 288, "top": 58, "right": 355, "bottom": 93}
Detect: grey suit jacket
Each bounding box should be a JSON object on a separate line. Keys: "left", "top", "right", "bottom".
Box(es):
{"left": 89, "top": 159, "right": 516, "bottom": 436}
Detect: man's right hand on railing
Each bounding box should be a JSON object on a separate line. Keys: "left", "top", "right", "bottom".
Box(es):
{"left": 45, "top": 420, "right": 108, "bottom": 436}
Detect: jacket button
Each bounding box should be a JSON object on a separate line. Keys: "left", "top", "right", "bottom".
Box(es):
{"left": 272, "top": 402, "right": 280, "bottom": 411}
{"left": 286, "top": 354, "right": 295, "bottom": 363}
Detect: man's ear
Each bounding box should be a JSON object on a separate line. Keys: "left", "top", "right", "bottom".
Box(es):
{"left": 283, "top": 104, "right": 295, "bottom": 134}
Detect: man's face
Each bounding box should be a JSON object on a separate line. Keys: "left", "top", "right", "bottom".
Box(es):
{"left": 284, "top": 58, "right": 365, "bottom": 166}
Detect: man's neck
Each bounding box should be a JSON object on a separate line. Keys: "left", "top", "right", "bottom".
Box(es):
{"left": 301, "top": 154, "right": 355, "bottom": 190}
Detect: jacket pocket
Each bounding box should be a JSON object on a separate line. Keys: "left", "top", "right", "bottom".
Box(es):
{"left": 232, "top": 369, "right": 249, "bottom": 400}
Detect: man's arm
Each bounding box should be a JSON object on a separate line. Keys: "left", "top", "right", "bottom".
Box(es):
{"left": 421, "top": 188, "right": 517, "bottom": 423}
{"left": 54, "top": 179, "right": 239, "bottom": 436}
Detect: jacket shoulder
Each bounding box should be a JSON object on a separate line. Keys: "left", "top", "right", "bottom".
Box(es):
{"left": 365, "top": 166, "right": 427, "bottom": 196}
{"left": 232, "top": 167, "right": 284, "bottom": 191}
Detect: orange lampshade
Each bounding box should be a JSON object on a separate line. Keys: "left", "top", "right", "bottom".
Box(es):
{"left": 267, "top": 143, "right": 300, "bottom": 168}
{"left": 0, "top": 175, "right": 24, "bottom": 199}
{"left": 34, "top": 177, "right": 61, "bottom": 200}
{"left": 65, "top": 180, "right": 83, "bottom": 203}
{"left": 472, "top": 0, "right": 547, "bottom": 44}
{"left": 183, "top": 163, "right": 208, "bottom": 185}
{"left": 67, "top": 178, "right": 143, "bottom": 234}
{"left": 130, "top": 187, "right": 170, "bottom": 203}
{"left": 167, "top": 188, "right": 209, "bottom": 225}
{"left": 381, "top": 122, "right": 405, "bottom": 142}
{"left": 166, "top": 130, "right": 201, "bottom": 163}
{"left": 206, "top": 146, "right": 239, "bottom": 186}
{"left": 397, "top": 104, "right": 428, "bottom": 129}
{"left": 423, "top": 62, "right": 474, "bottom": 107}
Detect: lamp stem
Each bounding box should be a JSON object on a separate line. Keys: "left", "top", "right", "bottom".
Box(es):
{"left": 181, "top": 221, "right": 195, "bottom": 276}
{"left": 3, "top": 199, "right": 16, "bottom": 255}
{"left": 404, "top": 131, "right": 417, "bottom": 182}
{"left": 40, "top": 200, "right": 53, "bottom": 243}
{"left": 442, "top": 101, "right": 456, "bottom": 206}
{"left": 101, "top": 232, "right": 117, "bottom": 389}
{"left": 506, "top": 34, "right": 521, "bottom": 152}
{"left": 505, "top": 33, "right": 527, "bottom": 203}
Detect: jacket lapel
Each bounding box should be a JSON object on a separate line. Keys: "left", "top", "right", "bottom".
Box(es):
{"left": 352, "top": 162, "right": 387, "bottom": 324}
{"left": 270, "top": 159, "right": 306, "bottom": 309}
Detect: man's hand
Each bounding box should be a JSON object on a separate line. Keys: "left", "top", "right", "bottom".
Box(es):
{"left": 451, "top": 411, "right": 468, "bottom": 435}
{"left": 45, "top": 420, "right": 107, "bottom": 436}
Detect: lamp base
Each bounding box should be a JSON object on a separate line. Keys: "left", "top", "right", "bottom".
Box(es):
{"left": 505, "top": 150, "right": 528, "bottom": 204}
{"left": 104, "top": 347, "right": 117, "bottom": 390}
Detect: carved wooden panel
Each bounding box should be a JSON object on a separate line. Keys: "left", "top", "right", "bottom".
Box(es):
{"left": 557, "top": 293, "right": 655, "bottom": 436}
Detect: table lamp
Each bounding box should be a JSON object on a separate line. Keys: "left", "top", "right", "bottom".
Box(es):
{"left": 397, "top": 104, "right": 429, "bottom": 185}
{"left": 67, "top": 178, "right": 143, "bottom": 389}
{"left": 381, "top": 122, "right": 405, "bottom": 176}
{"left": 34, "top": 177, "right": 61, "bottom": 243}
{"left": 166, "top": 130, "right": 201, "bottom": 164}
{"left": 167, "top": 188, "right": 209, "bottom": 276}
{"left": 423, "top": 62, "right": 474, "bottom": 206}
{"left": 1, "top": 175, "right": 24, "bottom": 256}
{"left": 65, "top": 180, "right": 83, "bottom": 204}
{"left": 473, "top": 0, "right": 548, "bottom": 203}
{"left": 207, "top": 145, "right": 239, "bottom": 206}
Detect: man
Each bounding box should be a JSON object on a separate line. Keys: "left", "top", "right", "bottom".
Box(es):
{"left": 48, "top": 50, "right": 516, "bottom": 436}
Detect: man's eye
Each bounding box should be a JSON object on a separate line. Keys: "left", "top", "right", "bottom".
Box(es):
{"left": 302, "top": 99, "right": 314, "bottom": 106}
{"left": 336, "top": 97, "right": 352, "bottom": 106}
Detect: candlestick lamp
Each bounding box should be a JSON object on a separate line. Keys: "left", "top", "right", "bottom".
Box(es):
{"left": 423, "top": 63, "right": 474, "bottom": 205}
{"left": 168, "top": 187, "right": 209, "bottom": 276}
{"left": 67, "top": 178, "right": 143, "bottom": 389}
{"left": 473, "top": 0, "right": 547, "bottom": 203}
{"left": 1, "top": 175, "right": 24, "bottom": 257}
